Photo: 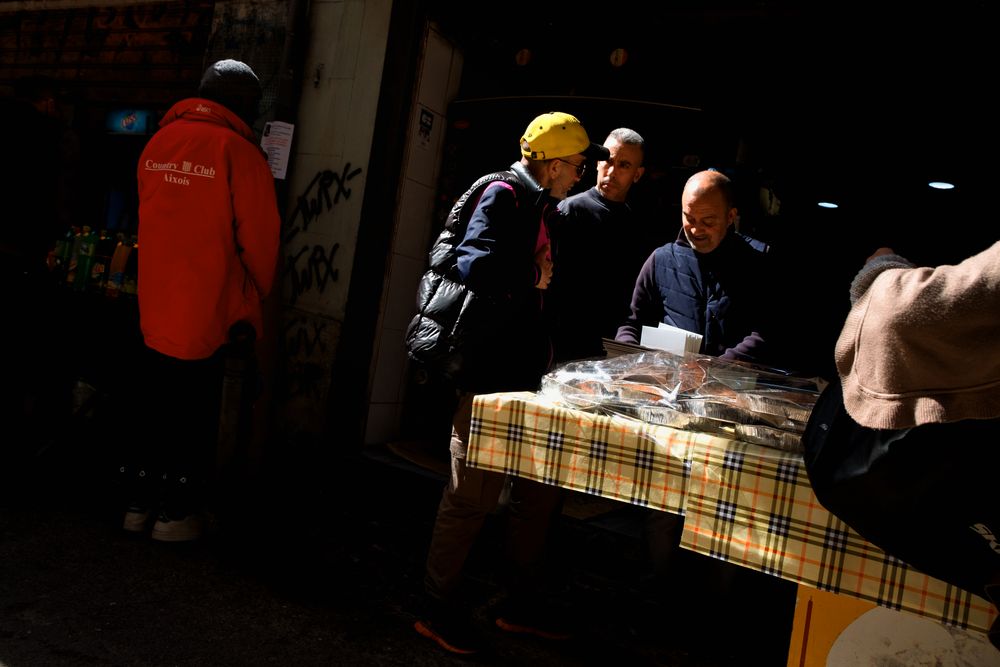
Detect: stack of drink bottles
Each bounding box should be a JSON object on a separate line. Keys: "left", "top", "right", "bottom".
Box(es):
{"left": 50, "top": 225, "right": 138, "bottom": 297}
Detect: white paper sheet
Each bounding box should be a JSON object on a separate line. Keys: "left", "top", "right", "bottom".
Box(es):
{"left": 640, "top": 324, "right": 702, "bottom": 355}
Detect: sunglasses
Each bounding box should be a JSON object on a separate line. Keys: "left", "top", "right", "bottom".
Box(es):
{"left": 554, "top": 158, "right": 587, "bottom": 178}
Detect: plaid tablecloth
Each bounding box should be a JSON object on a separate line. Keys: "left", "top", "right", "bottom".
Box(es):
{"left": 467, "top": 391, "right": 997, "bottom": 634}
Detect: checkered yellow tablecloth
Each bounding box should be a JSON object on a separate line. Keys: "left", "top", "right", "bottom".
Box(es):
{"left": 467, "top": 391, "right": 998, "bottom": 634}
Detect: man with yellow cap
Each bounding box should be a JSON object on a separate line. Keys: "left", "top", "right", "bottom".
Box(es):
{"left": 410, "top": 112, "right": 608, "bottom": 655}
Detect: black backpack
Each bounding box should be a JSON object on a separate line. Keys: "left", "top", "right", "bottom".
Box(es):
{"left": 802, "top": 380, "right": 1000, "bottom": 646}
{"left": 404, "top": 170, "right": 522, "bottom": 383}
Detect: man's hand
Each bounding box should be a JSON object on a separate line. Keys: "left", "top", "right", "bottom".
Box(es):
{"left": 866, "top": 247, "right": 895, "bottom": 264}
{"left": 535, "top": 243, "right": 553, "bottom": 290}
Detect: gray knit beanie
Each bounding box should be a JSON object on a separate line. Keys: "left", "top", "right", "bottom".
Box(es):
{"left": 198, "top": 59, "right": 261, "bottom": 126}
{"left": 848, "top": 253, "right": 915, "bottom": 304}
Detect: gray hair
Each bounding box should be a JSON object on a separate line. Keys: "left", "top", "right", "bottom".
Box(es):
{"left": 607, "top": 128, "right": 645, "bottom": 157}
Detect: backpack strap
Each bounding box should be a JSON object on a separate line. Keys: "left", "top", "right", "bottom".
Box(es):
{"left": 429, "top": 170, "right": 521, "bottom": 271}
{"left": 444, "top": 170, "right": 521, "bottom": 233}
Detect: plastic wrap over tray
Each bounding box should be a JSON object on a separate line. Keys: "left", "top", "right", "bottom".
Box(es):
{"left": 539, "top": 350, "right": 821, "bottom": 452}
{"left": 734, "top": 424, "right": 803, "bottom": 452}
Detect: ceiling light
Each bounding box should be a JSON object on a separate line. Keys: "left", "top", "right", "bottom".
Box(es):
{"left": 928, "top": 181, "right": 955, "bottom": 190}
{"left": 817, "top": 201, "right": 839, "bottom": 209}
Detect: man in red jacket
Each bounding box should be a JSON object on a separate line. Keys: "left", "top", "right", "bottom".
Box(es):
{"left": 126, "top": 59, "right": 280, "bottom": 541}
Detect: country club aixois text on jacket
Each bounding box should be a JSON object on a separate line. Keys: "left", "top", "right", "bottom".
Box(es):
{"left": 137, "top": 97, "right": 280, "bottom": 360}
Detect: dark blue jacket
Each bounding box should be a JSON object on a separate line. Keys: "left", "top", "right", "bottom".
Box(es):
{"left": 616, "top": 229, "right": 770, "bottom": 360}
{"left": 449, "top": 161, "right": 556, "bottom": 392}
{"left": 549, "top": 187, "right": 661, "bottom": 362}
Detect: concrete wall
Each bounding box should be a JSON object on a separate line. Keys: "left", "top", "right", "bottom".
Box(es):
{"left": 363, "top": 23, "right": 462, "bottom": 445}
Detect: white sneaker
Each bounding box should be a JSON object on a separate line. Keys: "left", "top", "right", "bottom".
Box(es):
{"left": 150, "top": 512, "right": 205, "bottom": 542}
{"left": 122, "top": 507, "right": 151, "bottom": 533}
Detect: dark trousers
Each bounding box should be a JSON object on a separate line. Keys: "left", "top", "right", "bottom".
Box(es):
{"left": 424, "top": 392, "right": 563, "bottom": 610}
{"left": 124, "top": 346, "right": 226, "bottom": 515}
{"left": 641, "top": 509, "right": 739, "bottom": 601}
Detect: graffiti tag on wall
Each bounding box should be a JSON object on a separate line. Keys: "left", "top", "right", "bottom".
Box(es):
{"left": 281, "top": 312, "right": 335, "bottom": 401}
{"left": 282, "top": 164, "right": 363, "bottom": 306}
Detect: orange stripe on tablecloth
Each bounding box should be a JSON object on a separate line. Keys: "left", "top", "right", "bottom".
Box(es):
{"left": 471, "top": 439, "right": 506, "bottom": 471}
{"left": 646, "top": 475, "right": 674, "bottom": 509}
{"left": 682, "top": 529, "right": 874, "bottom": 580}
{"left": 606, "top": 458, "right": 628, "bottom": 497}
{"left": 682, "top": 504, "right": 874, "bottom": 571}
{"left": 480, "top": 405, "right": 656, "bottom": 498}
{"left": 683, "top": 521, "right": 978, "bottom": 616}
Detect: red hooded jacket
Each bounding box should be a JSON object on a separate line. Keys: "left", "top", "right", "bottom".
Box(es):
{"left": 137, "top": 98, "right": 280, "bottom": 360}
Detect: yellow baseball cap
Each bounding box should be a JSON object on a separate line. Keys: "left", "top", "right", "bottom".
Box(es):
{"left": 520, "top": 112, "right": 610, "bottom": 161}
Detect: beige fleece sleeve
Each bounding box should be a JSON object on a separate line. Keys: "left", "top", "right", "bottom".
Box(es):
{"left": 835, "top": 241, "right": 1000, "bottom": 429}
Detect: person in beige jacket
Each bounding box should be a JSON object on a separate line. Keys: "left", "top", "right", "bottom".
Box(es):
{"left": 835, "top": 240, "right": 1000, "bottom": 430}
{"left": 828, "top": 240, "right": 1000, "bottom": 651}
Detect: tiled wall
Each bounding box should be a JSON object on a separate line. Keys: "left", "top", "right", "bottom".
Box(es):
{"left": 278, "top": 0, "right": 392, "bottom": 435}
{"left": 364, "top": 24, "right": 462, "bottom": 444}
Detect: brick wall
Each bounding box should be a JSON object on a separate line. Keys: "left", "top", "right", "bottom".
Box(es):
{"left": 0, "top": 1, "right": 214, "bottom": 115}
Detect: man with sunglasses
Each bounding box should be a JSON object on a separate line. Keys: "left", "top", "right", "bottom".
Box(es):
{"left": 412, "top": 112, "right": 608, "bottom": 655}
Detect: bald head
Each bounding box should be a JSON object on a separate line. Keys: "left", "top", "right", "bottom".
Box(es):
{"left": 682, "top": 170, "right": 733, "bottom": 208}
{"left": 680, "top": 170, "right": 737, "bottom": 254}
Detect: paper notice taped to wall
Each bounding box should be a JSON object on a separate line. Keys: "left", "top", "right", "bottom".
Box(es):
{"left": 261, "top": 121, "right": 294, "bottom": 180}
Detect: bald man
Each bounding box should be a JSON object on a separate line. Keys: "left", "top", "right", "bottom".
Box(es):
{"left": 616, "top": 169, "right": 771, "bottom": 361}
{"left": 615, "top": 168, "right": 775, "bottom": 599}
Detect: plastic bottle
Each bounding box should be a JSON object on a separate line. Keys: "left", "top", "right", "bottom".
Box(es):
{"left": 104, "top": 234, "right": 131, "bottom": 298}
{"left": 45, "top": 237, "right": 65, "bottom": 271}
{"left": 65, "top": 227, "right": 83, "bottom": 286}
{"left": 56, "top": 226, "right": 77, "bottom": 270}
{"left": 73, "top": 226, "right": 96, "bottom": 292}
{"left": 90, "top": 229, "right": 117, "bottom": 291}
{"left": 50, "top": 229, "right": 69, "bottom": 274}
{"left": 121, "top": 236, "right": 139, "bottom": 296}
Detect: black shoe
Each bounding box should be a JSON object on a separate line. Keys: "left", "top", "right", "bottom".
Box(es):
{"left": 494, "top": 600, "right": 572, "bottom": 640}
{"left": 119, "top": 465, "right": 157, "bottom": 533}
{"left": 414, "top": 615, "right": 485, "bottom": 655}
